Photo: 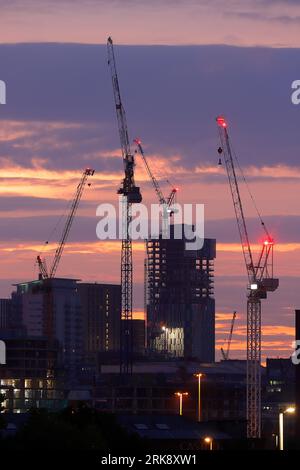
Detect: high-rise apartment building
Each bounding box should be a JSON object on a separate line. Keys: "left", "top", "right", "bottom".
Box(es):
{"left": 0, "top": 298, "right": 11, "bottom": 330}
{"left": 77, "top": 283, "right": 121, "bottom": 357}
{"left": 146, "top": 225, "right": 216, "bottom": 362}
{"left": 12, "top": 278, "right": 83, "bottom": 379}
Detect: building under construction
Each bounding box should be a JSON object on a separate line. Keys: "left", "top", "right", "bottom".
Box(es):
{"left": 146, "top": 224, "right": 216, "bottom": 362}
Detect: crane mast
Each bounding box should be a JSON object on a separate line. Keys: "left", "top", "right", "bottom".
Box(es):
{"left": 37, "top": 168, "right": 94, "bottom": 279}
{"left": 216, "top": 116, "right": 278, "bottom": 439}
{"left": 37, "top": 255, "right": 48, "bottom": 280}
{"left": 107, "top": 37, "right": 142, "bottom": 375}
{"left": 134, "top": 139, "right": 177, "bottom": 237}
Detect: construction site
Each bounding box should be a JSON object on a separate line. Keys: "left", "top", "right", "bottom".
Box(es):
{"left": 0, "top": 37, "right": 297, "bottom": 451}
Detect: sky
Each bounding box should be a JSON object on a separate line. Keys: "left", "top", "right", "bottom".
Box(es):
{"left": 1, "top": 0, "right": 300, "bottom": 47}
{"left": 0, "top": 0, "right": 299, "bottom": 362}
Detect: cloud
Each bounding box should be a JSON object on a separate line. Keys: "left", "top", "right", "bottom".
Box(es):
{"left": 0, "top": 195, "right": 91, "bottom": 212}
{"left": 0, "top": 211, "right": 299, "bottom": 244}
{"left": 207, "top": 215, "right": 300, "bottom": 243}
{"left": 227, "top": 11, "right": 300, "bottom": 24}
{"left": 1, "top": 43, "right": 300, "bottom": 170}
{"left": 1, "top": 0, "right": 300, "bottom": 47}
{"left": 0, "top": 0, "right": 298, "bottom": 11}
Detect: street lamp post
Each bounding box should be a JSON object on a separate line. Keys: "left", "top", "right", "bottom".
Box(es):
{"left": 279, "top": 406, "right": 295, "bottom": 450}
{"left": 194, "top": 373, "right": 203, "bottom": 422}
{"left": 175, "top": 392, "right": 188, "bottom": 416}
{"left": 204, "top": 436, "right": 213, "bottom": 450}
{"left": 279, "top": 412, "right": 284, "bottom": 451}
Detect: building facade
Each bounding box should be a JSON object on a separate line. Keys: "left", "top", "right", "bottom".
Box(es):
{"left": 146, "top": 225, "right": 216, "bottom": 362}
{"left": 94, "top": 361, "right": 246, "bottom": 424}
{"left": 131, "top": 319, "right": 146, "bottom": 356}
{"left": 11, "top": 278, "right": 83, "bottom": 380}
{"left": 0, "top": 299, "right": 11, "bottom": 330}
{"left": 0, "top": 334, "right": 64, "bottom": 413}
{"left": 77, "top": 282, "right": 121, "bottom": 357}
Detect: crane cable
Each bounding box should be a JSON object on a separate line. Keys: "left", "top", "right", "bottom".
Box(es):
{"left": 229, "top": 141, "right": 271, "bottom": 240}
{"left": 37, "top": 188, "right": 76, "bottom": 263}
{"left": 135, "top": 143, "right": 177, "bottom": 198}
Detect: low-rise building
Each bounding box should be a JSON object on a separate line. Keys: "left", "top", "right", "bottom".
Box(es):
{"left": 0, "top": 333, "right": 65, "bottom": 413}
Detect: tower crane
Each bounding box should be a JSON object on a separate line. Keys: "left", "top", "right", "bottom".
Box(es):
{"left": 107, "top": 37, "right": 142, "bottom": 374}
{"left": 221, "top": 310, "right": 237, "bottom": 361}
{"left": 134, "top": 138, "right": 177, "bottom": 237}
{"left": 216, "top": 116, "right": 279, "bottom": 439}
{"left": 37, "top": 168, "right": 95, "bottom": 279}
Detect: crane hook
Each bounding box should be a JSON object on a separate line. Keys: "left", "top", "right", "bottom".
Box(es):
{"left": 217, "top": 147, "right": 223, "bottom": 165}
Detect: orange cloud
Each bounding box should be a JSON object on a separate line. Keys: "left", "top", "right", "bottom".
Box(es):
{"left": 247, "top": 165, "right": 300, "bottom": 179}
{"left": 217, "top": 243, "right": 300, "bottom": 253}
{"left": 0, "top": 240, "right": 144, "bottom": 255}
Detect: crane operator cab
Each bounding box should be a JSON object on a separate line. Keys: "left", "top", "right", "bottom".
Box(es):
{"left": 118, "top": 185, "right": 142, "bottom": 204}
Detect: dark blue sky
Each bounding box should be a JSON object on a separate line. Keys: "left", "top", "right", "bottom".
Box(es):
{"left": 0, "top": 43, "right": 299, "bottom": 171}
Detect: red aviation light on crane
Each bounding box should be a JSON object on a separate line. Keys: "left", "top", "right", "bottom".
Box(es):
{"left": 134, "top": 138, "right": 142, "bottom": 146}
{"left": 263, "top": 238, "right": 274, "bottom": 246}
{"left": 216, "top": 116, "right": 227, "bottom": 128}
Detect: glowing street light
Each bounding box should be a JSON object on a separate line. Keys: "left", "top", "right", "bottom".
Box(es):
{"left": 194, "top": 373, "right": 204, "bottom": 422}
{"left": 204, "top": 436, "right": 213, "bottom": 450}
{"left": 175, "top": 392, "right": 188, "bottom": 416}
{"left": 279, "top": 406, "right": 295, "bottom": 450}
{"left": 285, "top": 407, "right": 296, "bottom": 413}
